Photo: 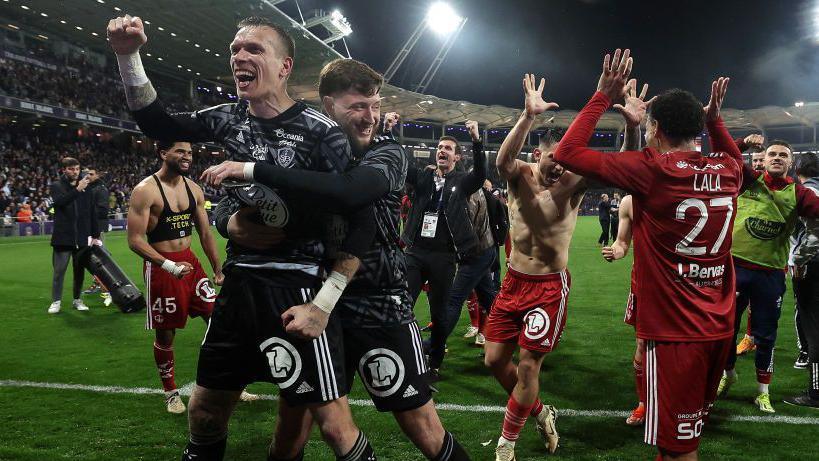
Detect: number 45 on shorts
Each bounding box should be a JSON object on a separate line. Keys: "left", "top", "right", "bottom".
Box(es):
{"left": 152, "top": 297, "right": 178, "bottom": 313}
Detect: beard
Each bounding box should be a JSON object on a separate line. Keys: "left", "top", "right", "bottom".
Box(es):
{"left": 167, "top": 161, "right": 190, "bottom": 177}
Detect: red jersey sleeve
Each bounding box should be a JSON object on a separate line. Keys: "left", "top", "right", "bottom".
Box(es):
{"left": 796, "top": 183, "right": 819, "bottom": 218}
{"left": 707, "top": 118, "right": 754, "bottom": 190}
{"left": 554, "top": 91, "right": 653, "bottom": 195}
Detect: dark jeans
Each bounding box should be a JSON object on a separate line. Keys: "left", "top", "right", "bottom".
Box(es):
{"left": 610, "top": 218, "right": 619, "bottom": 241}
{"left": 726, "top": 265, "right": 786, "bottom": 373}
{"left": 52, "top": 246, "right": 85, "bottom": 302}
{"left": 598, "top": 219, "right": 611, "bottom": 245}
{"left": 406, "top": 247, "right": 458, "bottom": 327}
{"left": 428, "top": 246, "right": 498, "bottom": 369}
{"left": 793, "top": 261, "right": 819, "bottom": 398}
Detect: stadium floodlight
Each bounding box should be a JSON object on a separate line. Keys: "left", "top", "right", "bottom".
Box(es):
{"left": 330, "top": 10, "right": 353, "bottom": 37}
{"left": 426, "top": 2, "right": 463, "bottom": 35}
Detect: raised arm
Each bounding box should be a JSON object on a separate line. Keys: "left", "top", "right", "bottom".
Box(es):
{"left": 614, "top": 79, "right": 651, "bottom": 151}
{"left": 107, "top": 15, "right": 214, "bottom": 141}
{"left": 497, "top": 74, "right": 560, "bottom": 181}
{"left": 126, "top": 183, "right": 192, "bottom": 278}
{"left": 461, "top": 120, "right": 488, "bottom": 194}
{"left": 190, "top": 182, "right": 224, "bottom": 285}
{"left": 602, "top": 195, "right": 633, "bottom": 261}
{"left": 554, "top": 49, "right": 653, "bottom": 194}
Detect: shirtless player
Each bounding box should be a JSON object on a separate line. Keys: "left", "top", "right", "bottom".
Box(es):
{"left": 127, "top": 141, "right": 255, "bottom": 413}
{"left": 485, "top": 74, "right": 586, "bottom": 461}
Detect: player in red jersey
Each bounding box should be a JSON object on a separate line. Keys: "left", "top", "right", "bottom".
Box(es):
{"left": 128, "top": 141, "right": 256, "bottom": 413}
{"left": 555, "top": 49, "right": 744, "bottom": 460}
{"left": 485, "top": 74, "right": 587, "bottom": 460}
{"left": 602, "top": 194, "right": 645, "bottom": 425}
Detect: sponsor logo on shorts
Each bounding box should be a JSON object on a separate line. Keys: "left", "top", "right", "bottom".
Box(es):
{"left": 523, "top": 307, "right": 551, "bottom": 341}
{"left": 402, "top": 385, "right": 419, "bottom": 398}
{"left": 153, "top": 314, "right": 163, "bottom": 324}
{"left": 295, "top": 381, "right": 314, "bottom": 394}
{"left": 260, "top": 337, "right": 302, "bottom": 389}
{"left": 195, "top": 278, "right": 217, "bottom": 303}
{"left": 359, "top": 348, "right": 405, "bottom": 398}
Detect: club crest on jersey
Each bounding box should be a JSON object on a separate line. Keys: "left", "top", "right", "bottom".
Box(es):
{"left": 358, "top": 348, "right": 405, "bottom": 397}
{"left": 276, "top": 147, "right": 296, "bottom": 168}
{"left": 260, "top": 337, "right": 302, "bottom": 389}
{"left": 195, "top": 278, "right": 217, "bottom": 303}
{"left": 523, "top": 307, "right": 551, "bottom": 340}
{"left": 250, "top": 144, "right": 269, "bottom": 161}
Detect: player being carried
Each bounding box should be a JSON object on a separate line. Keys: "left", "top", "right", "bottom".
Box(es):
{"left": 127, "top": 141, "right": 257, "bottom": 413}
{"left": 555, "top": 48, "right": 745, "bottom": 461}
{"left": 109, "top": 14, "right": 378, "bottom": 461}
{"left": 485, "top": 74, "right": 586, "bottom": 461}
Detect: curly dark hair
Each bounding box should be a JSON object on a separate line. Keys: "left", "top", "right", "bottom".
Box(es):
{"left": 648, "top": 89, "right": 704, "bottom": 143}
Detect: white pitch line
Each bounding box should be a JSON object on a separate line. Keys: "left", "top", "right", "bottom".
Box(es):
{"left": 2, "top": 379, "right": 818, "bottom": 425}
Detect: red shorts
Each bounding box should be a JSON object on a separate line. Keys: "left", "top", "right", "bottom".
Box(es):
{"left": 624, "top": 291, "right": 636, "bottom": 327}
{"left": 644, "top": 338, "right": 732, "bottom": 453}
{"left": 484, "top": 267, "right": 570, "bottom": 353}
{"left": 143, "top": 248, "right": 215, "bottom": 330}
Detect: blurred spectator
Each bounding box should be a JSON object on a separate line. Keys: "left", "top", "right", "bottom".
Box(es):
{"left": 15, "top": 202, "right": 32, "bottom": 223}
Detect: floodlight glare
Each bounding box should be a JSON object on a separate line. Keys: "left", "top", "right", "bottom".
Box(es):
{"left": 426, "top": 2, "right": 463, "bottom": 35}
{"left": 796, "top": 101, "right": 805, "bottom": 107}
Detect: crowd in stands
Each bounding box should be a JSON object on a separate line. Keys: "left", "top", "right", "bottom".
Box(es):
{"left": 0, "top": 126, "right": 224, "bottom": 227}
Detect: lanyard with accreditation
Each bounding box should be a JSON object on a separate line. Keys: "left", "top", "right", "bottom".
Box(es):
{"left": 421, "top": 176, "right": 447, "bottom": 238}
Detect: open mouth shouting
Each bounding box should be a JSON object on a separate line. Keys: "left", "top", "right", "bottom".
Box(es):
{"left": 234, "top": 68, "right": 257, "bottom": 90}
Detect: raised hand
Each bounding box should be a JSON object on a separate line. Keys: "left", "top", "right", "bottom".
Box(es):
{"left": 383, "top": 112, "right": 400, "bottom": 132}
{"left": 106, "top": 15, "right": 147, "bottom": 55}
{"left": 704, "top": 77, "right": 730, "bottom": 122}
{"left": 613, "top": 79, "right": 653, "bottom": 128}
{"left": 466, "top": 120, "right": 481, "bottom": 141}
{"left": 596, "top": 48, "right": 633, "bottom": 103}
{"left": 744, "top": 133, "right": 764, "bottom": 149}
{"left": 523, "top": 74, "right": 559, "bottom": 118}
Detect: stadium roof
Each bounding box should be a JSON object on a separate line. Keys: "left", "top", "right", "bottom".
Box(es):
{"left": 4, "top": 0, "right": 819, "bottom": 133}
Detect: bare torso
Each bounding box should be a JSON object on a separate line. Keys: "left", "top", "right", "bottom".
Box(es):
{"left": 139, "top": 176, "right": 194, "bottom": 253}
{"left": 507, "top": 163, "right": 585, "bottom": 274}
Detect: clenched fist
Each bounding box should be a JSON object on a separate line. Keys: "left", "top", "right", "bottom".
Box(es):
{"left": 107, "top": 15, "right": 147, "bottom": 55}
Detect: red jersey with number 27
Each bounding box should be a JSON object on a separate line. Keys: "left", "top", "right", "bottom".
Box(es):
{"left": 555, "top": 91, "right": 744, "bottom": 342}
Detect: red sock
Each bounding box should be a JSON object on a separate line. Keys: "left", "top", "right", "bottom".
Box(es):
{"left": 467, "top": 292, "right": 480, "bottom": 328}
{"left": 502, "top": 395, "right": 533, "bottom": 442}
{"left": 530, "top": 398, "right": 544, "bottom": 418}
{"left": 756, "top": 368, "right": 772, "bottom": 385}
{"left": 634, "top": 358, "right": 646, "bottom": 404}
{"left": 153, "top": 342, "right": 176, "bottom": 392}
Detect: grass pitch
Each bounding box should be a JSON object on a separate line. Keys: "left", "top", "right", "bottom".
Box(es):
{"left": 0, "top": 216, "right": 817, "bottom": 460}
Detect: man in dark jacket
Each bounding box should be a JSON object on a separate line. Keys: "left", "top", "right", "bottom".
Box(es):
{"left": 402, "top": 120, "right": 486, "bottom": 378}
{"left": 83, "top": 166, "right": 111, "bottom": 296}
{"left": 48, "top": 157, "right": 99, "bottom": 314}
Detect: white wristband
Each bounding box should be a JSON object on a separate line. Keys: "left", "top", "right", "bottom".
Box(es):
{"left": 116, "top": 52, "right": 149, "bottom": 86}
{"left": 243, "top": 162, "right": 255, "bottom": 180}
{"left": 312, "top": 271, "right": 348, "bottom": 314}
{"left": 161, "top": 259, "right": 182, "bottom": 277}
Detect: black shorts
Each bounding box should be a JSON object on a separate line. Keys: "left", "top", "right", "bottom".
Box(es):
{"left": 197, "top": 267, "right": 348, "bottom": 405}
{"left": 344, "top": 321, "right": 432, "bottom": 412}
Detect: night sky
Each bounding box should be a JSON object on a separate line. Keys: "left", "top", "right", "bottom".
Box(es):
{"left": 284, "top": 0, "right": 819, "bottom": 111}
